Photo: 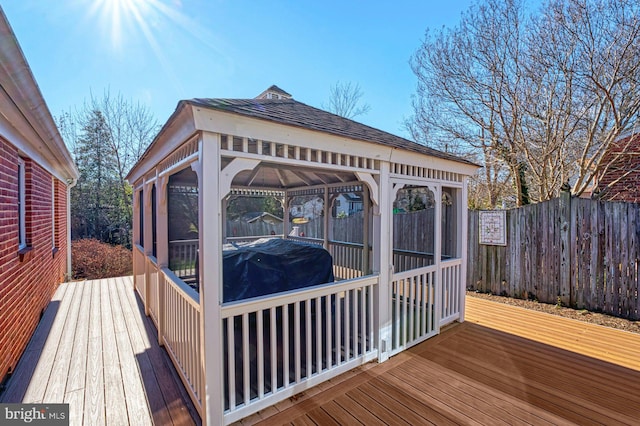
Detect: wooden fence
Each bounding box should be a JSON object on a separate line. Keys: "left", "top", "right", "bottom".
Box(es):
{"left": 225, "top": 210, "right": 439, "bottom": 251}
{"left": 467, "top": 192, "right": 640, "bottom": 320}
{"left": 226, "top": 221, "right": 283, "bottom": 238}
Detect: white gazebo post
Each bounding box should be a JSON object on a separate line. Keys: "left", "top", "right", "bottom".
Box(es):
{"left": 221, "top": 197, "right": 228, "bottom": 242}
{"left": 283, "top": 192, "right": 290, "bottom": 237}
{"left": 459, "top": 177, "right": 469, "bottom": 322}
{"left": 131, "top": 185, "right": 141, "bottom": 293}
{"left": 433, "top": 184, "right": 443, "bottom": 332}
{"left": 362, "top": 185, "right": 370, "bottom": 275}
{"left": 323, "top": 188, "right": 330, "bottom": 249}
{"left": 199, "top": 132, "right": 224, "bottom": 425}
{"left": 143, "top": 179, "right": 155, "bottom": 315}
{"left": 132, "top": 187, "right": 140, "bottom": 248}
{"left": 156, "top": 174, "right": 169, "bottom": 344}
{"left": 375, "top": 162, "right": 392, "bottom": 363}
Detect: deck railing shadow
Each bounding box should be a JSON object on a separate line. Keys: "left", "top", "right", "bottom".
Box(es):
{"left": 130, "top": 290, "right": 202, "bottom": 425}
{"left": 0, "top": 300, "right": 60, "bottom": 402}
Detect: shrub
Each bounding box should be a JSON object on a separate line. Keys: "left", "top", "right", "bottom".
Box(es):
{"left": 72, "top": 238, "right": 132, "bottom": 279}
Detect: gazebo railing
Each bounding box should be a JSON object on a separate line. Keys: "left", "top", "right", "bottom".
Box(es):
{"left": 220, "top": 276, "right": 378, "bottom": 424}
{"left": 286, "top": 235, "right": 324, "bottom": 245}
{"left": 160, "top": 267, "right": 203, "bottom": 416}
{"left": 328, "top": 241, "right": 368, "bottom": 280}
{"left": 440, "top": 259, "right": 463, "bottom": 326}
{"left": 389, "top": 265, "right": 438, "bottom": 356}
{"left": 392, "top": 249, "right": 434, "bottom": 274}
{"left": 138, "top": 254, "right": 204, "bottom": 416}
{"left": 169, "top": 239, "right": 199, "bottom": 280}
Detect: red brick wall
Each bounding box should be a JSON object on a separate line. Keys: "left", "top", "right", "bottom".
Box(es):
{"left": 596, "top": 134, "right": 640, "bottom": 203}
{"left": 0, "top": 137, "right": 68, "bottom": 383}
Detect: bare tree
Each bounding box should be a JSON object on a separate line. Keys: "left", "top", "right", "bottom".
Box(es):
{"left": 59, "top": 90, "right": 159, "bottom": 246}
{"left": 90, "top": 90, "right": 158, "bottom": 216}
{"left": 548, "top": 0, "right": 640, "bottom": 196}
{"left": 325, "top": 81, "right": 371, "bottom": 119}
{"left": 408, "top": 0, "right": 530, "bottom": 207}
{"left": 407, "top": 0, "right": 640, "bottom": 207}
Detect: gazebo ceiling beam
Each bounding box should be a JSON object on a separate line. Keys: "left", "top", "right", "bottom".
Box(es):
{"left": 245, "top": 166, "right": 262, "bottom": 187}
{"left": 275, "top": 169, "right": 289, "bottom": 187}
{"left": 333, "top": 173, "right": 347, "bottom": 183}
{"left": 308, "top": 171, "right": 329, "bottom": 185}
{"left": 291, "top": 170, "right": 313, "bottom": 186}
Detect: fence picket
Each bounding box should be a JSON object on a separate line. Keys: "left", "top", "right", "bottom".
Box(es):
{"left": 620, "top": 204, "right": 629, "bottom": 317}
{"left": 596, "top": 201, "right": 605, "bottom": 313}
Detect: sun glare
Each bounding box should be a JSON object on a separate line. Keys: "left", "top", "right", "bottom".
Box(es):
{"left": 91, "top": 0, "right": 150, "bottom": 50}
{"left": 89, "top": 0, "right": 193, "bottom": 93}
{"left": 87, "top": 0, "right": 232, "bottom": 94}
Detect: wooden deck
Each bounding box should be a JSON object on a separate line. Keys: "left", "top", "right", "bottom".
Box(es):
{"left": 4, "top": 281, "right": 640, "bottom": 426}
{"left": 243, "top": 296, "right": 640, "bottom": 425}
{"left": 0, "top": 276, "right": 200, "bottom": 426}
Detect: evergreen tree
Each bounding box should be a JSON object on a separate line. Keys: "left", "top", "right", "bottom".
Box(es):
{"left": 71, "top": 110, "right": 122, "bottom": 243}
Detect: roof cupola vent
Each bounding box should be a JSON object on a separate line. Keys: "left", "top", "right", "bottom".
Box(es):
{"left": 256, "top": 85, "right": 292, "bottom": 100}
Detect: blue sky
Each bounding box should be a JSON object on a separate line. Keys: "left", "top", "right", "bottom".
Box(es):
{"left": 3, "top": 0, "right": 475, "bottom": 138}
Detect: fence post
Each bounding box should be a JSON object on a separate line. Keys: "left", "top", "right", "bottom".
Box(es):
{"left": 559, "top": 187, "right": 571, "bottom": 306}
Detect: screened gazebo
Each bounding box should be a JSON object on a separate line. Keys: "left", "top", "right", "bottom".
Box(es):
{"left": 126, "top": 86, "right": 478, "bottom": 425}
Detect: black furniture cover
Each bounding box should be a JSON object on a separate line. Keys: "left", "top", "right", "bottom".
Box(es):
{"left": 223, "top": 238, "right": 334, "bottom": 303}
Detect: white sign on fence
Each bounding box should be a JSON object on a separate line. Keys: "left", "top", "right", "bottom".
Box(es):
{"left": 479, "top": 210, "right": 507, "bottom": 246}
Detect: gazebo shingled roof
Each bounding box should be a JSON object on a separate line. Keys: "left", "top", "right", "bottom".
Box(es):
{"left": 186, "top": 97, "right": 476, "bottom": 166}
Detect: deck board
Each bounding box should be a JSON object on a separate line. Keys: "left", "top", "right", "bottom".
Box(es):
{"left": 0, "top": 276, "right": 199, "bottom": 426}
{"left": 332, "top": 394, "right": 389, "bottom": 425}
{"left": 64, "top": 281, "right": 90, "bottom": 425}
{"left": 65, "top": 280, "right": 90, "bottom": 394}
{"left": 109, "top": 277, "right": 153, "bottom": 425}
{"left": 247, "top": 296, "right": 640, "bottom": 426}
{"left": 85, "top": 279, "right": 105, "bottom": 426}
{"left": 317, "top": 400, "right": 361, "bottom": 425}
{"left": 100, "top": 278, "right": 129, "bottom": 426}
